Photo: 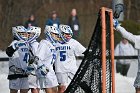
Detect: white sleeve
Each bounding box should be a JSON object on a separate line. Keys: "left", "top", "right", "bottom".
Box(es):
{"left": 72, "top": 40, "right": 86, "bottom": 56}
{"left": 116, "top": 26, "right": 140, "bottom": 49}
{"left": 30, "top": 42, "right": 39, "bottom": 55}
{"left": 36, "top": 41, "right": 48, "bottom": 60}
{"left": 114, "top": 44, "right": 120, "bottom": 56}
{"left": 10, "top": 40, "right": 18, "bottom": 50}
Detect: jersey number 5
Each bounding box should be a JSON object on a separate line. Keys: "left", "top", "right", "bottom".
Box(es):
{"left": 60, "top": 51, "right": 66, "bottom": 61}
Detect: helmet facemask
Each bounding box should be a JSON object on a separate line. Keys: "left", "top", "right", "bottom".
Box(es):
{"left": 12, "top": 26, "right": 41, "bottom": 42}
{"left": 44, "top": 25, "right": 59, "bottom": 44}
{"left": 61, "top": 32, "right": 72, "bottom": 42}
{"left": 12, "top": 26, "right": 28, "bottom": 41}
{"left": 27, "top": 26, "right": 41, "bottom": 42}
{"left": 17, "top": 32, "right": 28, "bottom": 41}
{"left": 59, "top": 25, "right": 73, "bottom": 42}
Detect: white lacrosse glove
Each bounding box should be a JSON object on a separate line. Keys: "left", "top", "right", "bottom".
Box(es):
{"left": 37, "top": 64, "right": 49, "bottom": 76}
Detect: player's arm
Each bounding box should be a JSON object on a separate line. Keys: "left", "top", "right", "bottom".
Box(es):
{"left": 116, "top": 26, "right": 136, "bottom": 43}
{"left": 6, "top": 46, "right": 16, "bottom": 57}
{"left": 114, "top": 19, "right": 140, "bottom": 49}
{"left": 6, "top": 40, "right": 27, "bottom": 57}
{"left": 28, "top": 42, "right": 39, "bottom": 64}
{"left": 114, "top": 20, "right": 138, "bottom": 44}
{"left": 6, "top": 40, "right": 18, "bottom": 57}
{"left": 35, "top": 40, "right": 50, "bottom": 76}
{"left": 29, "top": 41, "right": 39, "bottom": 54}
{"left": 73, "top": 40, "right": 86, "bottom": 56}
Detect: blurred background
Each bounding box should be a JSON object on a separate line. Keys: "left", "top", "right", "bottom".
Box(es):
{"left": 0, "top": 0, "right": 140, "bottom": 93}
{"left": 0, "top": 0, "right": 139, "bottom": 50}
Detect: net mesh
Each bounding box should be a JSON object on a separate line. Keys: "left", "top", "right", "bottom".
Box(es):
{"left": 64, "top": 10, "right": 112, "bottom": 93}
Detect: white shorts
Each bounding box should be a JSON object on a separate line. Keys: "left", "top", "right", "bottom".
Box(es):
{"left": 9, "top": 78, "right": 29, "bottom": 90}
{"left": 38, "top": 71, "right": 58, "bottom": 89}
{"left": 28, "top": 75, "right": 40, "bottom": 88}
{"left": 56, "top": 72, "right": 75, "bottom": 86}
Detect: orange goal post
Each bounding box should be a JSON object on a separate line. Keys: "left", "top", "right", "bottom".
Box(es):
{"left": 101, "top": 7, "right": 115, "bottom": 93}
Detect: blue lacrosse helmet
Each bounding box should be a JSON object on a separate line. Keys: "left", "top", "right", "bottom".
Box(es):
{"left": 59, "top": 24, "right": 73, "bottom": 42}
{"left": 12, "top": 26, "right": 41, "bottom": 42}
{"left": 27, "top": 26, "right": 41, "bottom": 42}
{"left": 12, "top": 26, "right": 28, "bottom": 41}
{"left": 44, "top": 25, "right": 59, "bottom": 44}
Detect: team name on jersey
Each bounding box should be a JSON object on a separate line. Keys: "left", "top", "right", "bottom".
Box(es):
{"left": 21, "top": 48, "right": 28, "bottom": 52}
{"left": 50, "top": 49, "right": 55, "bottom": 52}
{"left": 56, "top": 46, "right": 71, "bottom": 51}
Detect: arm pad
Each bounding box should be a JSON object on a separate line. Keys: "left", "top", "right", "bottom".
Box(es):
{"left": 6, "top": 46, "right": 16, "bottom": 57}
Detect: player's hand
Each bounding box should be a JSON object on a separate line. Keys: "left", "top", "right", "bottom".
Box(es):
{"left": 113, "top": 19, "right": 120, "bottom": 28}
{"left": 24, "top": 65, "right": 35, "bottom": 75}
{"left": 38, "top": 64, "right": 49, "bottom": 76}
{"left": 28, "top": 56, "right": 34, "bottom": 65}
{"left": 13, "top": 40, "right": 26, "bottom": 50}
{"left": 29, "top": 56, "right": 39, "bottom": 65}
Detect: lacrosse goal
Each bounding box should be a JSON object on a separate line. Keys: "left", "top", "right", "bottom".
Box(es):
{"left": 64, "top": 7, "right": 115, "bottom": 93}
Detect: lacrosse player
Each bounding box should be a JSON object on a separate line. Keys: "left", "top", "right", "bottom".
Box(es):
{"left": 35, "top": 25, "right": 59, "bottom": 93}
{"left": 6, "top": 26, "right": 40, "bottom": 93}
{"left": 113, "top": 19, "right": 140, "bottom": 93}
{"left": 27, "top": 26, "right": 41, "bottom": 93}
{"left": 55, "top": 25, "right": 86, "bottom": 93}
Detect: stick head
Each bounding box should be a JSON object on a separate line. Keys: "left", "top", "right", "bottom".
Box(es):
{"left": 114, "top": 3, "right": 124, "bottom": 19}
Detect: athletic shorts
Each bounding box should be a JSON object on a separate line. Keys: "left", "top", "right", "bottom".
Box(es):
{"left": 9, "top": 77, "right": 29, "bottom": 90}
{"left": 28, "top": 75, "right": 40, "bottom": 88}
{"left": 134, "top": 72, "right": 140, "bottom": 88}
{"left": 38, "top": 71, "right": 58, "bottom": 89}
{"left": 56, "top": 72, "right": 75, "bottom": 86}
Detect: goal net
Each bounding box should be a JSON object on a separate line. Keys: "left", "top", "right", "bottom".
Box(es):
{"left": 64, "top": 7, "right": 115, "bottom": 93}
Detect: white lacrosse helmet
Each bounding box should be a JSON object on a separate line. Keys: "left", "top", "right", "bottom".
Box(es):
{"left": 27, "top": 26, "right": 41, "bottom": 42}
{"left": 44, "top": 25, "right": 59, "bottom": 43}
{"left": 59, "top": 24, "right": 73, "bottom": 42}
{"left": 12, "top": 26, "right": 28, "bottom": 41}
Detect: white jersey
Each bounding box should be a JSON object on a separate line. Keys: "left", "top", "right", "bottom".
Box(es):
{"left": 9, "top": 40, "right": 30, "bottom": 75}
{"left": 29, "top": 40, "right": 39, "bottom": 56}
{"left": 36, "top": 39, "right": 56, "bottom": 74}
{"left": 115, "top": 41, "right": 136, "bottom": 64}
{"left": 35, "top": 39, "right": 58, "bottom": 88}
{"left": 55, "top": 38, "right": 86, "bottom": 73}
